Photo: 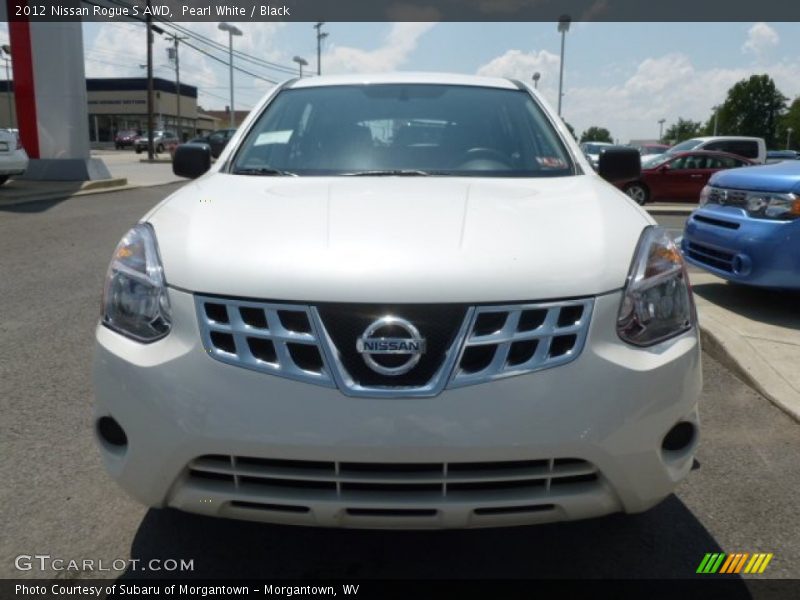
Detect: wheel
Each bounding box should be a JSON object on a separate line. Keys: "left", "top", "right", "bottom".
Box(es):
{"left": 0, "top": 175, "right": 9, "bottom": 185}
{"left": 156, "top": 144, "right": 165, "bottom": 153}
{"left": 624, "top": 182, "right": 649, "bottom": 205}
{"left": 135, "top": 147, "right": 142, "bottom": 154}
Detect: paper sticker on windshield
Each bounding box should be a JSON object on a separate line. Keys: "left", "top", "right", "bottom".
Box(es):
{"left": 536, "top": 156, "right": 568, "bottom": 169}
{"left": 254, "top": 130, "right": 293, "bottom": 146}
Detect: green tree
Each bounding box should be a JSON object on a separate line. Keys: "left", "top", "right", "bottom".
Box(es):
{"left": 580, "top": 126, "right": 612, "bottom": 143}
{"left": 776, "top": 96, "right": 800, "bottom": 151}
{"left": 663, "top": 118, "right": 703, "bottom": 144}
{"left": 562, "top": 120, "right": 578, "bottom": 141}
{"left": 710, "top": 74, "right": 787, "bottom": 147}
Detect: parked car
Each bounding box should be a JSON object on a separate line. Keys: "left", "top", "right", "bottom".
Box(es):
{"left": 682, "top": 161, "right": 800, "bottom": 289}
{"left": 617, "top": 150, "right": 752, "bottom": 204}
{"left": 94, "top": 73, "right": 700, "bottom": 529}
{"left": 580, "top": 141, "right": 614, "bottom": 169}
{"left": 766, "top": 150, "right": 799, "bottom": 164}
{"left": 168, "top": 128, "right": 237, "bottom": 160}
{"left": 666, "top": 136, "right": 766, "bottom": 164}
{"left": 114, "top": 129, "right": 140, "bottom": 150}
{"left": 0, "top": 128, "right": 29, "bottom": 185}
{"left": 134, "top": 130, "right": 179, "bottom": 154}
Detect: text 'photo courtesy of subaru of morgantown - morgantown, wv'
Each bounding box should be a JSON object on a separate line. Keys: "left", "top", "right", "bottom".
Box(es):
{"left": 93, "top": 73, "right": 701, "bottom": 529}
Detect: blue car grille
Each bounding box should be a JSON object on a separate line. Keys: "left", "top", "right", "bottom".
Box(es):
{"left": 687, "top": 242, "right": 735, "bottom": 273}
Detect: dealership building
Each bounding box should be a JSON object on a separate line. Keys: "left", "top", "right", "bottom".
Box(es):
{"left": 0, "top": 77, "right": 221, "bottom": 142}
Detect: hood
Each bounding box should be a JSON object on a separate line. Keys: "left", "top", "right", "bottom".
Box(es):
{"left": 710, "top": 161, "right": 800, "bottom": 194}
{"left": 148, "top": 174, "right": 649, "bottom": 303}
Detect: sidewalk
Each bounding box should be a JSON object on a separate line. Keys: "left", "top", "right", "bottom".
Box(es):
{"left": 691, "top": 272, "right": 800, "bottom": 422}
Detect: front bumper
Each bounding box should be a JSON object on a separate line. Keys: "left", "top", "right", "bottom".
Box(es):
{"left": 93, "top": 288, "right": 702, "bottom": 529}
{"left": 0, "top": 150, "right": 29, "bottom": 175}
{"left": 682, "top": 205, "right": 800, "bottom": 289}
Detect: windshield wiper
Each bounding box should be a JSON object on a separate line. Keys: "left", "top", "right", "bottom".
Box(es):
{"left": 231, "top": 167, "right": 298, "bottom": 176}
{"left": 341, "top": 169, "right": 438, "bottom": 176}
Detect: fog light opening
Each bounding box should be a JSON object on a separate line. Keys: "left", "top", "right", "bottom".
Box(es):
{"left": 662, "top": 421, "right": 696, "bottom": 453}
{"left": 97, "top": 416, "right": 128, "bottom": 448}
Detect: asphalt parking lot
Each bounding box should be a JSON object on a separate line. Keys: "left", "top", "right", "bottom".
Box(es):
{"left": 1, "top": 185, "right": 799, "bottom": 582}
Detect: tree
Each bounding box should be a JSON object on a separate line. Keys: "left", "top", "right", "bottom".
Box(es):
{"left": 580, "top": 126, "right": 612, "bottom": 143}
{"left": 710, "top": 74, "right": 787, "bottom": 147}
{"left": 776, "top": 96, "right": 800, "bottom": 151}
{"left": 562, "top": 120, "right": 578, "bottom": 141}
{"left": 663, "top": 118, "right": 703, "bottom": 144}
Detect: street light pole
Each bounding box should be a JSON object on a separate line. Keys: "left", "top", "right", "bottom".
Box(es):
{"left": 557, "top": 15, "right": 571, "bottom": 117}
{"left": 532, "top": 72, "right": 540, "bottom": 90}
{"left": 167, "top": 35, "right": 187, "bottom": 141}
{"left": 219, "top": 23, "right": 243, "bottom": 128}
{"left": 314, "top": 22, "right": 328, "bottom": 76}
{"left": 712, "top": 105, "right": 720, "bottom": 136}
{"left": 787, "top": 127, "right": 793, "bottom": 150}
{"left": 658, "top": 118, "right": 666, "bottom": 141}
{"left": 293, "top": 56, "right": 308, "bottom": 78}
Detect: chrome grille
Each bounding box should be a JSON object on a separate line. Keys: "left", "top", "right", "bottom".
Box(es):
{"left": 449, "top": 299, "right": 594, "bottom": 388}
{"left": 196, "top": 295, "right": 593, "bottom": 395}
{"left": 708, "top": 187, "right": 748, "bottom": 208}
{"left": 195, "top": 296, "right": 335, "bottom": 387}
{"left": 187, "top": 455, "right": 601, "bottom": 503}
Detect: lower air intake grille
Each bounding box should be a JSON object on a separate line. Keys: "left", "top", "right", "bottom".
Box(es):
{"left": 686, "top": 242, "right": 735, "bottom": 273}
{"left": 187, "top": 455, "right": 601, "bottom": 502}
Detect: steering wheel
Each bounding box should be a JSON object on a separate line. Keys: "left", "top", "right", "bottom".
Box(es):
{"left": 456, "top": 147, "right": 512, "bottom": 169}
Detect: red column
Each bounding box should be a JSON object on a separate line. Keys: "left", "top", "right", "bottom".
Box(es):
{"left": 8, "top": 8, "right": 40, "bottom": 158}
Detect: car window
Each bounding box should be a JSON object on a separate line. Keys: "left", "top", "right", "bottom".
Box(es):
{"left": 668, "top": 156, "right": 688, "bottom": 170}
{"left": 209, "top": 131, "right": 226, "bottom": 143}
{"left": 232, "top": 84, "right": 574, "bottom": 177}
{"left": 703, "top": 140, "right": 758, "bottom": 159}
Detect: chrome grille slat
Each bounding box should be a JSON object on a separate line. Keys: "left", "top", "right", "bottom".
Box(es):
{"left": 195, "top": 296, "right": 335, "bottom": 387}
{"left": 195, "top": 296, "right": 593, "bottom": 394}
{"left": 449, "top": 299, "right": 593, "bottom": 387}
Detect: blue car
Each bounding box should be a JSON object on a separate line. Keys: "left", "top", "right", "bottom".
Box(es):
{"left": 682, "top": 161, "right": 800, "bottom": 289}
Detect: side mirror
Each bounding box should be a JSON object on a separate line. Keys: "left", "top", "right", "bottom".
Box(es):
{"left": 173, "top": 143, "right": 212, "bottom": 179}
{"left": 597, "top": 147, "right": 641, "bottom": 182}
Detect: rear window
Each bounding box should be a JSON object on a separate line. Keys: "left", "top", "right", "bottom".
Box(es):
{"left": 231, "top": 84, "right": 574, "bottom": 177}
{"left": 702, "top": 140, "right": 758, "bottom": 159}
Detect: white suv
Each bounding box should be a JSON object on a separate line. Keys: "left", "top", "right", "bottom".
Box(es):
{"left": 93, "top": 73, "right": 701, "bottom": 529}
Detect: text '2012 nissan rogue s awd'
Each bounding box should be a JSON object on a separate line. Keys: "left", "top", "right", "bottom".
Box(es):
{"left": 93, "top": 73, "right": 701, "bottom": 529}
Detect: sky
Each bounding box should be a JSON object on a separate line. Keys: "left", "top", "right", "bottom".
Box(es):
{"left": 5, "top": 21, "right": 800, "bottom": 142}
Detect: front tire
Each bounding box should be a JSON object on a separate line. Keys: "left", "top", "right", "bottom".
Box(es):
{"left": 625, "top": 182, "right": 650, "bottom": 205}
{"left": 135, "top": 147, "right": 142, "bottom": 154}
{"left": 156, "top": 144, "right": 164, "bottom": 153}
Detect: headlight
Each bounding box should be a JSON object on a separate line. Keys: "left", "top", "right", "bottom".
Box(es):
{"left": 101, "top": 223, "right": 171, "bottom": 342}
{"left": 698, "top": 185, "right": 711, "bottom": 206}
{"left": 617, "top": 226, "right": 695, "bottom": 347}
{"left": 747, "top": 192, "right": 800, "bottom": 220}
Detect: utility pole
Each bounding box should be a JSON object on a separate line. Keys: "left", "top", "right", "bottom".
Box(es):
{"left": 219, "top": 23, "right": 243, "bottom": 128}
{"left": 166, "top": 34, "right": 188, "bottom": 141}
{"left": 146, "top": 3, "right": 154, "bottom": 160}
{"left": 557, "top": 16, "right": 571, "bottom": 117}
{"left": 314, "top": 22, "right": 328, "bottom": 76}
{"left": 658, "top": 118, "right": 666, "bottom": 141}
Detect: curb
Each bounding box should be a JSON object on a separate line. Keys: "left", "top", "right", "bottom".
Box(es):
{"left": 0, "top": 178, "right": 185, "bottom": 209}
{"left": 698, "top": 315, "right": 800, "bottom": 424}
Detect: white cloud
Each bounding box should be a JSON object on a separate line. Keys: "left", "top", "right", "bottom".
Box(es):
{"left": 478, "top": 47, "right": 800, "bottom": 142}
{"left": 322, "top": 22, "right": 436, "bottom": 74}
{"left": 742, "top": 22, "right": 779, "bottom": 60}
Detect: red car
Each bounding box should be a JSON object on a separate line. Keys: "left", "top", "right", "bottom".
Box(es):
{"left": 617, "top": 150, "right": 752, "bottom": 204}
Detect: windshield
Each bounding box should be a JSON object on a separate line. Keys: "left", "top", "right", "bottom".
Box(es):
{"left": 668, "top": 139, "right": 703, "bottom": 153}
{"left": 642, "top": 154, "right": 670, "bottom": 168}
{"left": 230, "top": 84, "right": 574, "bottom": 177}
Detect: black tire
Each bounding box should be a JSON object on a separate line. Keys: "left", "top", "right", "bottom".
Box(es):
{"left": 624, "top": 182, "right": 650, "bottom": 205}
{"left": 135, "top": 147, "right": 142, "bottom": 154}
{"left": 0, "top": 175, "right": 9, "bottom": 186}
{"left": 156, "top": 144, "right": 165, "bottom": 154}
